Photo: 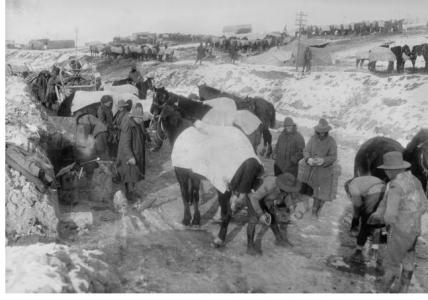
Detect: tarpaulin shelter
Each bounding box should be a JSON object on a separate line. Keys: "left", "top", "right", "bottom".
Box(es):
{"left": 288, "top": 40, "right": 333, "bottom": 66}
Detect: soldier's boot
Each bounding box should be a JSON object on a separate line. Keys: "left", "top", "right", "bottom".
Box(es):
{"left": 378, "top": 270, "right": 397, "bottom": 293}
{"left": 393, "top": 270, "right": 413, "bottom": 293}
{"left": 246, "top": 221, "right": 262, "bottom": 256}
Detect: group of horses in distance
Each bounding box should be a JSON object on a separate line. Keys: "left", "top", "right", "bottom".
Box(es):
{"left": 389, "top": 43, "right": 428, "bottom": 72}
{"left": 300, "top": 19, "right": 405, "bottom": 37}
{"left": 206, "top": 35, "right": 283, "bottom": 54}
{"left": 90, "top": 43, "right": 174, "bottom": 62}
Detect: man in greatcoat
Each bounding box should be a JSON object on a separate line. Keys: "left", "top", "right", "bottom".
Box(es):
{"left": 116, "top": 105, "right": 147, "bottom": 200}
{"left": 273, "top": 117, "right": 305, "bottom": 177}
{"left": 369, "top": 151, "right": 428, "bottom": 293}
{"left": 302, "top": 118, "right": 338, "bottom": 217}
{"left": 97, "top": 95, "right": 114, "bottom": 129}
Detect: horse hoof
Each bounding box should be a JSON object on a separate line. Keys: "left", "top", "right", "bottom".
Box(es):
{"left": 247, "top": 246, "right": 263, "bottom": 256}
{"left": 212, "top": 237, "right": 225, "bottom": 248}
{"left": 275, "top": 239, "right": 293, "bottom": 248}
{"left": 182, "top": 218, "right": 191, "bottom": 226}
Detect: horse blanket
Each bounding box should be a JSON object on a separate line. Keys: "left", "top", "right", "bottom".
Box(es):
{"left": 171, "top": 121, "right": 260, "bottom": 193}
{"left": 369, "top": 47, "right": 396, "bottom": 62}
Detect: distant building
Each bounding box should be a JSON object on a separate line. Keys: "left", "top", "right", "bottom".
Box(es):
{"left": 46, "top": 40, "right": 75, "bottom": 49}
{"left": 28, "top": 39, "right": 49, "bottom": 50}
{"left": 131, "top": 32, "right": 156, "bottom": 44}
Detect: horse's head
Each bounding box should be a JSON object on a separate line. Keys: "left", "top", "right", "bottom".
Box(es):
{"left": 417, "top": 139, "right": 428, "bottom": 175}
{"left": 150, "top": 87, "right": 168, "bottom": 116}
{"left": 402, "top": 45, "right": 411, "bottom": 56}
{"left": 150, "top": 104, "right": 182, "bottom": 152}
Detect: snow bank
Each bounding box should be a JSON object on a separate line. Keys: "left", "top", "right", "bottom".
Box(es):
{"left": 6, "top": 48, "right": 92, "bottom": 71}
{"left": 5, "top": 75, "right": 59, "bottom": 239}
{"left": 6, "top": 243, "right": 120, "bottom": 292}
{"left": 145, "top": 61, "right": 428, "bottom": 146}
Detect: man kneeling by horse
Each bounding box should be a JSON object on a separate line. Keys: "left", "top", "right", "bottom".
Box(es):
{"left": 242, "top": 172, "right": 312, "bottom": 255}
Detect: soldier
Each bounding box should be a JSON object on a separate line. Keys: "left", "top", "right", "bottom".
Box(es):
{"left": 370, "top": 151, "right": 428, "bottom": 292}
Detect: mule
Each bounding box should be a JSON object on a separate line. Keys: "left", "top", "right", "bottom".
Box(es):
{"left": 197, "top": 84, "right": 276, "bottom": 157}
{"left": 354, "top": 136, "right": 404, "bottom": 182}
{"left": 403, "top": 129, "right": 428, "bottom": 194}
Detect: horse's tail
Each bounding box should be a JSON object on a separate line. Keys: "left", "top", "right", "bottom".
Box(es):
{"left": 269, "top": 102, "right": 276, "bottom": 129}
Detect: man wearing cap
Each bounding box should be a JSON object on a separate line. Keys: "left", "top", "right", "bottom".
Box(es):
{"left": 370, "top": 151, "right": 428, "bottom": 292}
{"left": 128, "top": 65, "right": 141, "bottom": 85}
{"left": 344, "top": 176, "right": 386, "bottom": 263}
{"left": 97, "top": 95, "right": 114, "bottom": 129}
{"left": 244, "top": 173, "right": 309, "bottom": 255}
{"left": 302, "top": 118, "right": 338, "bottom": 217}
{"left": 273, "top": 117, "right": 305, "bottom": 177}
{"left": 116, "top": 105, "right": 147, "bottom": 200}
{"left": 195, "top": 42, "right": 206, "bottom": 65}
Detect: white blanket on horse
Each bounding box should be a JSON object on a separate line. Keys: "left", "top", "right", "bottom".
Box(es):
{"left": 369, "top": 47, "right": 396, "bottom": 62}
{"left": 233, "top": 110, "right": 261, "bottom": 135}
{"left": 201, "top": 97, "right": 261, "bottom": 135}
{"left": 71, "top": 91, "right": 152, "bottom": 117}
{"left": 202, "top": 97, "right": 237, "bottom": 126}
{"left": 103, "top": 84, "right": 139, "bottom": 96}
{"left": 171, "top": 121, "right": 260, "bottom": 193}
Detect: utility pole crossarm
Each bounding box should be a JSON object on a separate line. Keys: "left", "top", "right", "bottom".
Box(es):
{"left": 294, "top": 11, "right": 307, "bottom": 71}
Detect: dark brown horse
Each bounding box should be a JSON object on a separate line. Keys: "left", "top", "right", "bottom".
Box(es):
{"left": 354, "top": 136, "right": 404, "bottom": 182}
{"left": 197, "top": 84, "right": 276, "bottom": 157}
{"left": 403, "top": 129, "right": 428, "bottom": 194}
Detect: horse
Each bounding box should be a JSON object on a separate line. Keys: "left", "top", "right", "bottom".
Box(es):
{"left": 354, "top": 136, "right": 404, "bottom": 182}
{"left": 390, "top": 45, "right": 404, "bottom": 73}
{"left": 403, "top": 129, "right": 428, "bottom": 194}
{"left": 411, "top": 44, "right": 428, "bottom": 72}
{"left": 153, "top": 103, "right": 283, "bottom": 251}
{"left": 151, "top": 87, "right": 263, "bottom": 153}
{"left": 197, "top": 84, "right": 276, "bottom": 157}
{"left": 109, "top": 77, "right": 153, "bottom": 99}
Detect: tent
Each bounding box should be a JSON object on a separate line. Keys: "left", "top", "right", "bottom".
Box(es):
{"left": 288, "top": 40, "right": 333, "bottom": 67}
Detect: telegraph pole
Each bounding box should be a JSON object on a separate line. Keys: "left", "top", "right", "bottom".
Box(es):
{"left": 295, "top": 11, "right": 307, "bottom": 71}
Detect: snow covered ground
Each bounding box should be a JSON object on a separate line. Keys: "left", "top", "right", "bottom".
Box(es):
{"left": 5, "top": 31, "right": 428, "bottom": 292}
{"left": 145, "top": 60, "right": 428, "bottom": 146}
{"left": 6, "top": 243, "right": 120, "bottom": 292}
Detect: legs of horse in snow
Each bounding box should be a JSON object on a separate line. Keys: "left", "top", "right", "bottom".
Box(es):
{"left": 215, "top": 190, "right": 232, "bottom": 245}
{"left": 190, "top": 177, "right": 201, "bottom": 225}
{"left": 175, "top": 168, "right": 202, "bottom": 226}
{"left": 175, "top": 168, "right": 192, "bottom": 226}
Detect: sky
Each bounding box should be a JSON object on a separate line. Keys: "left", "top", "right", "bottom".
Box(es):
{"left": 5, "top": 0, "right": 428, "bottom": 44}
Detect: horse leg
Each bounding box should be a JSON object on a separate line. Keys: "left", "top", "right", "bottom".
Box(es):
{"left": 213, "top": 190, "right": 232, "bottom": 247}
{"left": 191, "top": 177, "right": 201, "bottom": 226}
{"left": 175, "top": 169, "right": 192, "bottom": 226}
{"left": 264, "top": 128, "right": 273, "bottom": 158}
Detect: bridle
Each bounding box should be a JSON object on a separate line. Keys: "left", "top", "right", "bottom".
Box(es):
{"left": 417, "top": 139, "right": 428, "bottom": 177}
